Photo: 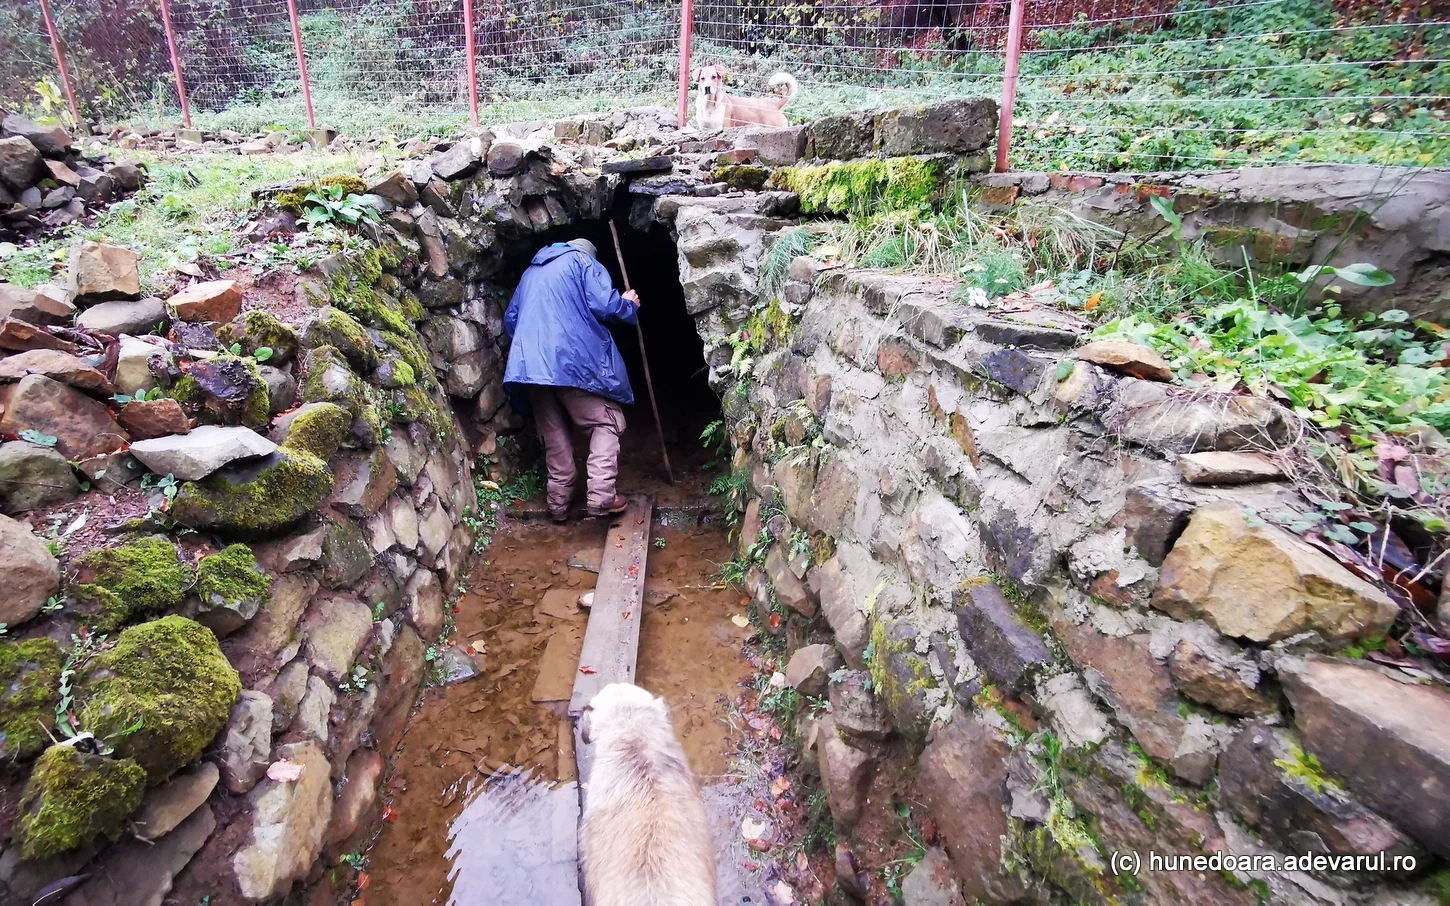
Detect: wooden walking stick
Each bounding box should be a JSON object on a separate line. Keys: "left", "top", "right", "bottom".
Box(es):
{"left": 608, "top": 220, "right": 675, "bottom": 484}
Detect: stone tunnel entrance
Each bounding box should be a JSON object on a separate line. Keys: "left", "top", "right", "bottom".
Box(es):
{"left": 496, "top": 209, "right": 723, "bottom": 505}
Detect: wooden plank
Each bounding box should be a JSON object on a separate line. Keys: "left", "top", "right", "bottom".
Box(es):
{"left": 568, "top": 494, "right": 652, "bottom": 719}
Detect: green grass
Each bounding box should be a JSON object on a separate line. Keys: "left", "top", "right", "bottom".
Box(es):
{"left": 703, "top": 0, "right": 1449, "bottom": 170}
{"left": 0, "top": 151, "right": 368, "bottom": 293}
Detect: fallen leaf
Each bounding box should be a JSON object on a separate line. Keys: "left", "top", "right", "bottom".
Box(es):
{"left": 357, "top": 871, "right": 371, "bottom": 890}
{"left": 768, "top": 613, "right": 781, "bottom": 631}
{"left": 771, "top": 776, "right": 792, "bottom": 797}
{"left": 742, "top": 816, "right": 769, "bottom": 841}
{"left": 580, "top": 665, "right": 598, "bottom": 674}
{"left": 621, "top": 610, "right": 632, "bottom": 620}
{"left": 1085, "top": 291, "right": 1102, "bottom": 312}
{"left": 731, "top": 614, "right": 750, "bottom": 628}
{"left": 769, "top": 671, "right": 787, "bottom": 688}
{"left": 381, "top": 805, "right": 398, "bottom": 823}
{"left": 266, "top": 759, "right": 305, "bottom": 782}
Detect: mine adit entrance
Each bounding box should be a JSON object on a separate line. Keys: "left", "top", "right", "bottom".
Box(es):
{"left": 498, "top": 209, "right": 723, "bottom": 505}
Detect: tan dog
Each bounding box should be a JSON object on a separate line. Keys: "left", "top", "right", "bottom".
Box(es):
{"left": 694, "top": 65, "right": 799, "bottom": 131}
{"left": 579, "top": 683, "right": 717, "bottom": 906}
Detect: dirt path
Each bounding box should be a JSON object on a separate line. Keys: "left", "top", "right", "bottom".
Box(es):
{"left": 361, "top": 514, "right": 763, "bottom": 905}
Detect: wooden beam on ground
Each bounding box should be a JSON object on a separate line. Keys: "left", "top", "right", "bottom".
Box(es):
{"left": 569, "top": 494, "right": 652, "bottom": 783}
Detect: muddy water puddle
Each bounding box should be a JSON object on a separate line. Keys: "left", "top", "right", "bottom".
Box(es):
{"left": 363, "top": 514, "right": 761, "bottom": 905}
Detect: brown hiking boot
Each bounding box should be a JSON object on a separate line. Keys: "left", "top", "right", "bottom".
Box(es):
{"left": 586, "top": 495, "right": 629, "bottom": 518}
{"left": 549, "top": 509, "right": 569, "bottom": 524}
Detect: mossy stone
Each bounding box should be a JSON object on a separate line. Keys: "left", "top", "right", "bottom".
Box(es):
{"left": 192, "top": 544, "right": 272, "bottom": 635}
{"left": 0, "top": 638, "right": 63, "bottom": 761}
{"left": 216, "top": 310, "right": 301, "bottom": 366}
{"left": 300, "top": 346, "right": 366, "bottom": 416}
{"left": 712, "top": 164, "right": 771, "bottom": 191}
{"left": 71, "top": 537, "right": 193, "bottom": 632}
{"left": 171, "top": 448, "right": 334, "bottom": 538}
{"left": 174, "top": 355, "right": 271, "bottom": 429}
{"left": 377, "top": 329, "right": 436, "bottom": 387}
{"left": 76, "top": 615, "right": 242, "bottom": 783}
{"left": 275, "top": 175, "right": 368, "bottom": 215}
{"left": 278, "top": 401, "right": 352, "bottom": 460}
{"left": 375, "top": 356, "right": 416, "bottom": 389}
{"left": 300, "top": 307, "right": 380, "bottom": 373}
{"left": 767, "top": 156, "right": 944, "bottom": 214}
{"left": 12, "top": 745, "right": 147, "bottom": 860}
{"left": 301, "top": 247, "right": 415, "bottom": 336}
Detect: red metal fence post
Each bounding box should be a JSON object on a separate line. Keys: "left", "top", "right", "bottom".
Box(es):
{"left": 285, "top": 0, "right": 316, "bottom": 129}
{"left": 463, "top": 0, "right": 479, "bottom": 128}
{"left": 156, "top": 0, "right": 193, "bottom": 129}
{"left": 37, "top": 0, "right": 82, "bottom": 128}
{"left": 676, "top": 0, "right": 693, "bottom": 128}
{"left": 995, "top": 0, "right": 1026, "bottom": 173}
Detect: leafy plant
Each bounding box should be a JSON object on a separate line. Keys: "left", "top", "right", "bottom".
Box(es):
{"left": 301, "top": 185, "right": 379, "bottom": 229}
{"left": 112, "top": 387, "right": 166, "bottom": 404}
{"left": 699, "top": 419, "right": 729, "bottom": 457}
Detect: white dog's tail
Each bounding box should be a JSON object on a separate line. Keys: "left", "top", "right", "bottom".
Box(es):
{"left": 768, "top": 71, "right": 799, "bottom": 109}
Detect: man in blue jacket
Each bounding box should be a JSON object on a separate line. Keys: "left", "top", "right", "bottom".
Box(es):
{"left": 503, "top": 238, "right": 640, "bottom": 522}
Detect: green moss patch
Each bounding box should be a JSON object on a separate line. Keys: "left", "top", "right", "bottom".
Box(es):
{"left": 303, "top": 247, "right": 415, "bottom": 336}
{"left": 301, "top": 307, "right": 379, "bottom": 373}
{"left": 0, "top": 638, "right": 64, "bottom": 761}
{"left": 71, "top": 538, "right": 193, "bottom": 632}
{"left": 76, "top": 615, "right": 241, "bottom": 783}
{"left": 279, "top": 402, "right": 352, "bottom": 460}
{"left": 275, "top": 175, "right": 368, "bottom": 214}
{"left": 713, "top": 164, "right": 772, "bottom": 191}
{"left": 300, "top": 345, "right": 366, "bottom": 415}
{"left": 12, "top": 745, "right": 147, "bottom": 860}
{"left": 171, "top": 448, "right": 335, "bottom": 538}
{"left": 216, "top": 310, "right": 300, "bottom": 365}
{"left": 767, "top": 156, "right": 945, "bottom": 214}
{"left": 195, "top": 544, "right": 271, "bottom": 611}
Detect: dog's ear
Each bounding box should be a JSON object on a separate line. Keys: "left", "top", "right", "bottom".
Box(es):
{"left": 578, "top": 705, "right": 594, "bottom": 745}
{"left": 692, "top": 67, "right": 703, "bottom": 81}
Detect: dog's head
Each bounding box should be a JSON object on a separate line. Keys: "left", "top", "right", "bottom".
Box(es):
{"left": 579, "top": 682, "right": 669, "bottom": 745}
{"left": 694, "top": 65, "right": 726, "bottom": 101}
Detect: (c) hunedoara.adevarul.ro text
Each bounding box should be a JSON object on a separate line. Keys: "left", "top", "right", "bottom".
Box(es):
{"left": 1109, "top": 849, "right": 1420, "bottom": 877}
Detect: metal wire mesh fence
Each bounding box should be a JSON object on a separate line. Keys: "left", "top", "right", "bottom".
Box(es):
{"left": 0, "top": 0, "right": 1445, "bottom": 169}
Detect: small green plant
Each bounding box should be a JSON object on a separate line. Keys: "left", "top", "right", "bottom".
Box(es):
{"left": 111, "top": 387, "right": 167, "bottom": 404}
{"left": 699, "top": 419, "right": 729, "bottom": 458}
{"left": 339, "top": 851, "right": 365, "bottom": 870}
{"left": 652, "top": 537, "right": 666, "bottom": 550}
{"left": 302, "top": 185, "right": 379, "bottom": 229}
{"left": 227, "top": 342, "right": 275, "bottom": 363}
{"left": 338, "top": 664, "right": 370, "bottom": 694}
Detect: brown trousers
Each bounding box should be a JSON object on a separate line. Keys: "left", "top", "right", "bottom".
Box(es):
{"left": 529, "top": 386, "right": 625, "bottom": 515}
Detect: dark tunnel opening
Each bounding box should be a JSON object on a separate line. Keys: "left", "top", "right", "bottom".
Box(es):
{"left": 496, "top": 204, "right": 723, "bottom": 499}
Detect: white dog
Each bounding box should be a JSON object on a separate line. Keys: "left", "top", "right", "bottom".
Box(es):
{"left": 694, "top": 65, "right": 799, "bottom": 131}
{"left": 579, "top": 683, "right": 717, "bottom": 906}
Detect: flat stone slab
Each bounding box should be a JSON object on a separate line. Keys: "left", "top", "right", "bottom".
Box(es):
{"left": 601, "top": 155, "right": 674, "bottom": 175}
{"left": 129, "top": 425, "right": 278, "bottom": 480}
{"left": 1177, "top": 451, "right": 1284, "bottom": 485}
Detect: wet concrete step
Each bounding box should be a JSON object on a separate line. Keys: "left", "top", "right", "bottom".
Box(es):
{"left": 569, "top": 494, "right": 653, "bottom": 783}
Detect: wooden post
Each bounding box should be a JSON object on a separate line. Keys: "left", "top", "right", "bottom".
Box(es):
{"left": 285, "top": 0, "right": 316, "bottom": 129}
{"left": 37, "top": 0, "right": 81, "bottom": 128}
{"left": 676, "top": 0, "right": 693, "bottom": 128}
{"left": 995, "top": 0, "right": 1026, "bottom": 173}
{"left": 463, "top": 0, "right": 480, "bottom": 127}
{"left": 156, "top": 0, "right": 193, "bottom": 129}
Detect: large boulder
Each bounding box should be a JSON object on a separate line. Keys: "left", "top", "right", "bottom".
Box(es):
{"left": 68, "top": 241, "right": 141, "bottom": 303}
{"left": 231, "top": 740, "right": 334, "bottom": 900}
{"left": 913, "top": 711, "right": 1025, "bottom": 904}
{"left": 11, "top": 745, "right": 147, "bottom": 860}
{"left": 170, "top": 448, "right": 334, "bottom": 538}
{"left": 1105, "top": 381, "right": 1287, "bottom": 453}
{"left": 0, "top": 348, "right": 111, "bottom": 393}
{"left": 0, "top": 514, "right": 62, "bottom": 626}
{"left": 75, "top": 615, "right": 242, "bottom": 783}
{"left": 3, "top": 114, "right": 72, "bottom": 155}
{"left": 69, "top": 537, "right": 192, "bottom": 632}
{"left": 167, "top": 280, "right": 242, "bottom": 323}
{"left": 0, "top": 282, "right": 74, "bottom": 326}
{"left": 76, "top": 296, "right": 169, "bottom": 335}
{"left": 0, "top": 374, "right": 129, "bottom": 459}
{"left": 0, "top": 439, "right": 81, "bottom": 513}
{"left": 1152, "top": 503, "right": 1397, "bottom": 643}
{"left": 130, "top": 425, "right": 276, "bottom": 481}
{"left": 0, "top": 135, "right": 43, "bottom": 190}
{"left": 1219, "top": 720, "right": 1424, "bottom": 878}
{"left": 1281, "top": 656, "right": 1450, "bottom": 858}
{"left": 62, "top": 803, "right": 215, "bottom": 906}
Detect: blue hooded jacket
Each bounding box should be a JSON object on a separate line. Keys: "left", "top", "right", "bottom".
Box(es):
{"left": 503, "top": 243, "right": 638, "bottom": 406}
